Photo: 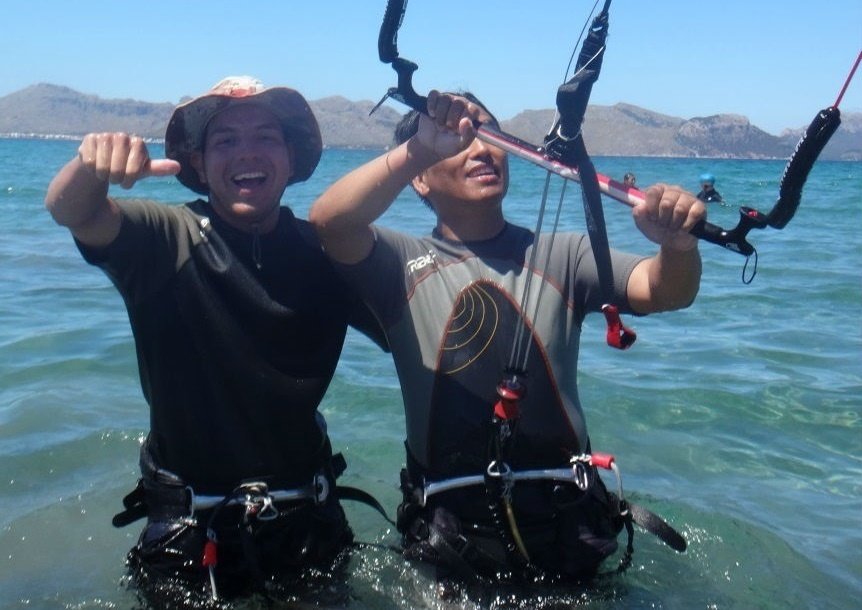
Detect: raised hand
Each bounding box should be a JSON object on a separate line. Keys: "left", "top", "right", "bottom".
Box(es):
{"left": 415, "top": 90, "right": 481, "bottom": 160}
{"left": 634, "top": 184, "right": 706, "bottom": 252}
{"left": 78, "top": 132, "right": 180, "bottom": 189}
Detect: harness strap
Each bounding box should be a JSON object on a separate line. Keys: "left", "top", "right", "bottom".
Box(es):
{"left": 111, "top": 451, "right": 394, "bottom": 527}
{"left": 112, "top": 480, "right": 147, "bottom": 527}
{"left": 615, "top": 505, "right": 635, "bottom": 574}
{"left": 627, "top": 501, "right": 687, "bottom": 552}
{"left": 400, "top": 454, "right": 687, "bottom": 579}
{"left": 426, "top": 525, "right": 480, "bottom": 582}
{"left": 336, "top": 485, "right": 396, "bottom": 526}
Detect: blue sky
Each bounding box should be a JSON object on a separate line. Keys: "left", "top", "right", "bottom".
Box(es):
{"left": 3, "top": 0, "right": 860, "bottom": 135}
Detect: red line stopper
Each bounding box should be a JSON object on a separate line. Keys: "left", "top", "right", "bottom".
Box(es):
{"left": 494, "top": 378, "right": 525, "bottom": 420}
{"left": 602, "top": 304, "right": 637, "bottom": 350}
{"left": 202, "top": 539, "right": 218, "bottom": 567}
{"left": 590, "top": 452, "right": 616, "bottom": 470}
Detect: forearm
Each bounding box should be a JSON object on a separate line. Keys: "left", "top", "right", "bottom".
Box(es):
{"left": 45, "top": 156, "right": 110, "bottom": 228}
{"left": 630, "top": 244, "right": 702, "bottom": 313}
{"left": 45, "top": 156, "right": 122, "bottom": 247}
{"left": 309, "top": 137, "right": 437, "bottom": 262}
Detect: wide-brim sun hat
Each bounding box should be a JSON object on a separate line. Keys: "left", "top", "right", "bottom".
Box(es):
{"left": 165, "top": 76, "right": 322, "bottom": 195}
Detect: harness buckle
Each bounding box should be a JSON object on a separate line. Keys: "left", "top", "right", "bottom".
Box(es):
{"left": 235, "top": 481, "right": 277, "bottom": 521}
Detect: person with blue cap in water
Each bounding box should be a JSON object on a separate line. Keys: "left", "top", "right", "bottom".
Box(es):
{"left": 696, "top": 173, "right": 723, "bottom": 203}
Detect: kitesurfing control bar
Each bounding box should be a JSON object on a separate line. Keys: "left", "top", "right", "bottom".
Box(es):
{"left": 374, "top": 0, "right": 754, "bottom": 257}
{"left": 475, "top": 124, "right": 761, "bottom": 256}
{"left": 373, "top": 0, "right": 855, "bottom": 262}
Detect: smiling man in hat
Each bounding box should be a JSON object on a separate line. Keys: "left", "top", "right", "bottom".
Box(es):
{"left": 45, "top": 76, "right": 385, "bottom": 603}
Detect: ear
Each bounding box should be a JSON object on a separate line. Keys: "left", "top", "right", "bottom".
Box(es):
{"left": 411, "top": 171, "right": 430, "bottom": 199}
{"left": 190, "top": 151, "right": 207, "bottom": 186}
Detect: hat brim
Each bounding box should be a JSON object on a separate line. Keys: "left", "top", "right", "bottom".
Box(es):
{"left": 164, "top": 87, "right": 322, "bottom": 195}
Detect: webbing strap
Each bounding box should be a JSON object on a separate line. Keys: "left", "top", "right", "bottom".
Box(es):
{"left": 427, "top": 525, "right": 480, "bottom": 582}
{"left": 112, "top": 479, "right": 148, "bottom": 527}
{"left": 336, "top": 485, "right": 396, "bottom": 526}
{"left": 627, "top": 501, "right": 687, "bottom": 552}
{"left": 111, "top": 451, "right": 393, "bottom": 528}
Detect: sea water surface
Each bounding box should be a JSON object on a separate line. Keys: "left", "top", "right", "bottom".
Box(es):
{"left": 0, "top": 139, "right": 860, "bottom": 609}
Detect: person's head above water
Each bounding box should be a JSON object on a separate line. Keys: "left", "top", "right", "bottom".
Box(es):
{"left": 165, "top": 76, "right": 322, "bottom": 195}
{"left": 393, "top": 91, "right": 506, "bottom": 212}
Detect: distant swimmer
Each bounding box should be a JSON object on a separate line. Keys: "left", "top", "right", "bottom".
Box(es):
{"left": 696, "top": 173, "right": 724, "bottom": 203}
{"left": 623, "top": 172, "right": 637, "bottom": 187}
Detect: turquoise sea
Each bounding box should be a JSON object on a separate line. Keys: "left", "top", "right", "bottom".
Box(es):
{"left": 1, "top": 138, "right": 860, "bottom": 609}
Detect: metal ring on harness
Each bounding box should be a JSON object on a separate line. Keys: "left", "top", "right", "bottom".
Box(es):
{"left": 552, "top": 123, "right": 581, "bottom": 142}
{"left": 313, "top": 473, "right": 330, "bottom": 505}
{"left": 256, "top": 494, "right": 278, "bottom": 521}
{"left": 574, "top": 460, "right": 591, "bottom": 491}
{"left": 568, "top": 454, "right": 595, "bottom": 491}
{"left": 486, "top": 460, "right": 515, "bottom": 501}
{"left": 485, "top": 460, "right": 513, "bottom": 480}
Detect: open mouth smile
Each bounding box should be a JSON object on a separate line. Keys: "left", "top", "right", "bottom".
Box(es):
{"left": 232, "top": 171, "right": 267, "bottom": 188}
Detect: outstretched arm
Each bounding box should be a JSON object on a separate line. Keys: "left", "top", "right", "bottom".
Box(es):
{"left": 626, "top": 184, "right": 705, "bottom": 314}
{"left": 45, "top": 133, "right": 179, "bottom": 247}
{"left": 309, "top": 91, "right": 480, "bottom": 264}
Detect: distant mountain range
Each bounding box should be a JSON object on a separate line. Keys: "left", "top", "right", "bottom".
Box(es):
{"left": 1, "top": 83, "right": 860, "bottom": 161}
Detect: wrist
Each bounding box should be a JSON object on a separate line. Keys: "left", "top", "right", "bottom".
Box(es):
{"left": 660, "top": 238, "right": 699, "bottom": 255}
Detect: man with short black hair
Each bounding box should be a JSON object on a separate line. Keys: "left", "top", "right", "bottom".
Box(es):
{"left": 310, "top": 90, "right": 705, "bottom": 587}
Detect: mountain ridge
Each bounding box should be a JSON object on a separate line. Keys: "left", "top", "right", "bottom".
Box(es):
{"left": 1, "top": 83, "right": 859, "bottom": 160}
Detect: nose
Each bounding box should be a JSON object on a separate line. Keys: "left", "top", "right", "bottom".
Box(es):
{"left": 238, "top": 137, "right": 263, "bottom": 157}
{"left": 468, "top": 135, "right": 495, "bottom": 160}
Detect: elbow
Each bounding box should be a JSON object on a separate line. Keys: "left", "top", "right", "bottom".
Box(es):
{"left": 307, "top": 202, "right": 328, "bottom": 232}
{"left": 638, "top": 285, "right": 698, "bottom": 314}
{"left": 307, "top": 203, "right": 340, "bottom": 244}
{"left": 44, "top": 193, "right": 72, "bottom": 227}
{"left": 667, "top": 285, "right": 700, "bottom": 312}
{"left": 655, "top": 266, "right": 701, "bottom": 312}
{"left": 630, "top": 253, "right": 702, "bottom": 314}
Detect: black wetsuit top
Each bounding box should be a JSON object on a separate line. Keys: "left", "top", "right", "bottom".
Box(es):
{"left": 79, "top": 199, "right": 382, "bottom": 494}
{"left": 696, "top": 187, "right": 723, "bottom": 203}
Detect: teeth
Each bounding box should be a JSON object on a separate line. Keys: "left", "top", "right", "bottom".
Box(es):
{"left": 233, "top": 171, "right": 265, "bottom": 181}
{"left": 468, "top": 166, "right": 496, "bottom": 178}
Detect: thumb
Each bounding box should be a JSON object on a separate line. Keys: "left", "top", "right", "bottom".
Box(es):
{"left": 145, "top": 158, "right": 182, "bottom": 177}
{"left": 457, "top": 116, "right": 476, "bottom": 149}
